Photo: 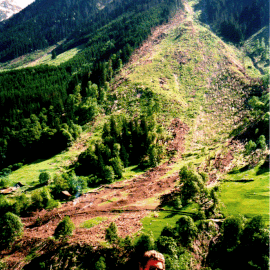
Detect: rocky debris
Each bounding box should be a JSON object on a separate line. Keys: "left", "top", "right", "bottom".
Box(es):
{"left": 14, "top": 117, "right": 189, "bottom": 250}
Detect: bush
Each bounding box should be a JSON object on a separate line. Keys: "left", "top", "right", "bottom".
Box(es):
{"left": 0, "top": 196, "right": 13, "bottom": 216}
{"left": 172, "top": 197, "right": 182, "bottom": 209}
{"left": 161, "top": 225, "right": 178, "bottom": 238}
{"left": 0, "top": 177, "right": 9, "bottom": 189}
{"left": 257, "top": 135, "right": 267, "bottom": 150}
{"left": 102, "top": 165, "right": 115, "bottom": 183}
{"left": 194, "top": 209, "right": 206, "bottom": 221}
{"left": 39, "top": 172, "right": 51, "bottom": 185}
{"left": 94, "top": 256, "right": 106, "bottom": 270}
{"left": 0, "top": 212, "right": 23, "bottom": 249}
{"left": 51, "top": 174, "right": 69, "bottom": 197}
{"left": 222, "top": 215, "right": 245, "bottom": 248}
{"left": 12, "top": 163, "right": 23, "bottom": 171}
{"left": 134, "top": 232, "right": 155, "bottom": 256}
{"left": 176, "top": 216, "right": 198, "bottom": 246}
{"left": 31, "top": 187, "right": 58, "bottom": 211}
{"left": 54, "top": 216, "right": 75, "bottom": 240}
{"left": 12, "top": 194, "right": 31, "bottom": 215}
{"left": 179, "top": 166, "right": 205, "bottom": 205}
{"left": 245, "top": 140, "right": 257, "bottom": 154}
{"left": 105, "top": 222, "right": 119, "bottom": 244}
{"left": 156, "top": 236, "right": 178, "bottom": 257}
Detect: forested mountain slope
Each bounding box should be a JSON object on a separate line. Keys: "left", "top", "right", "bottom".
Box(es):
{"left": 0, "top": 0, "right": 180, "bottom": 62}
{"left": 0, "top": 0, "right": 268, "bottom": 269}
{"left": 0, "top": 0, "right": 182, "bottom": 169}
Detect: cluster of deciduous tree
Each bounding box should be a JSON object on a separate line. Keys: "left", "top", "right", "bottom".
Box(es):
{"left": 160, "top": 165, "right": 222, "bottom": 221}
{"left": 75, "top": 114, "right": 166, "bottom": 184}
{"left": 207, "top": 215, "right": 269, "bottom": 269}
{"left": 197, "top": 0, "right": 269, "bottom": 43}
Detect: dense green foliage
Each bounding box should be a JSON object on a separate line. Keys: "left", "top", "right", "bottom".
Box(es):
{"left": 197, "top": 0, "right": 269, "bottom": 43}
{"left": 0, "top": 212, "right": 23, "bottom": 249}
{"left": 39, "top": 172, "right": 51, "bottom": 185}
{"left": 75, "top": 114, "right": 166, "bottom": 184}
{"left": 54, "top": 216, "right": 75, "bottom": 240}
{"left": 207, "top": 215, "right": 269, "bottom": 270}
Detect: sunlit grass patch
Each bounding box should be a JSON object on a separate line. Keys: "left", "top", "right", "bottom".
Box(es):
{"left": 141, "top": 203, "right": 198, "bottom": 239}
{"left": 38, "top": 48, "right": 80, "bottom": 66}
{"left": 122, "top": 165, "right": 146, "bottom": 180}
{"left": 220, "top": 163, "right": 269, "bottom": 225}
{"left": 80, "top": 216, "right": 108, "bottom": 229}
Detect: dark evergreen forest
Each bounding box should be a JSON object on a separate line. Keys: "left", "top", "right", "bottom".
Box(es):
{"left": 0, "top": 0, "right": 182, "bottom": 62}
{"left": 196, "top": 0, "right": 269, "bottom": 43}
{"left": 0, "top": 0, "right": 182, "bottom": 170}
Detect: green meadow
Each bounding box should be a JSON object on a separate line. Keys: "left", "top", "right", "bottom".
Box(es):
{"left": 220, "top": 163, "right": 269, "bottom": 225}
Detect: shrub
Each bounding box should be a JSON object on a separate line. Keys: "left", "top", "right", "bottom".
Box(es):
{"left": 0, "top": 168, "right": 11, "bottom": 177}
{"left": 12, "top": 163, "right": 23, "bottom": 171}
{"left": 94, "top": 256, "right": 106, "bottom": 270}
{"left": 195, "top": 209, "right": 206, "bottom": 221}
{"left": 51, "top": 174, "right": 69, "bottom": 197}
{"left": 222, "top": 215, "right": 245, "bottom": 248}
{"left": 12, "top": 194, "right": 31, "bottom": 215}
{"left": 0, "top": 177, "right": 9, "bottom": 189}
{"left": 176, "top": 216, "right": 198, "bottom": 246}
{"left": 0, "top": 196, "right": 13, "bottom": 216}
{"left": 39, "top": 172, "right": 51, "bottom": 185}
{"left": 164, "top": 254, "right": 180, "bottom": 270}
{"left": 134, "top": 232, "right": 155, "bottom": 256}
{"left": 161, "top": 225, "right": 178, "bottom": 238}
{"left": 179, "top": 166, "right": 205, "bottom": 205}
{"left": 0, "top": 212, "right": 23, "bottom": 249}
{"left": 245, "top": 140, "right": 257, "bottom": 154}
{"left": 54, "top": 216, "right": 75, "bottom": 240}
{"left": 172, "top": 197, "right": 182, "bottom": 209}
{"left": 105, "top": 222, "right": 119, "bottom": 244}
{"left": 31, "top": 187, "right": 58, "bottom": 211}
{"left": 257, "top": 135, "right": 267, "bottom": 150}
{"left": 87, "top": 175, "right": 100, "bottom": 187}
{"left": 110, "top": 157, "right": 124, "bottom": 179}
{"left": 102, "top": 165, "right": 115, "bottom": 183}
{"left": 156, "top": 236, "right": 178, "bottom": 257}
